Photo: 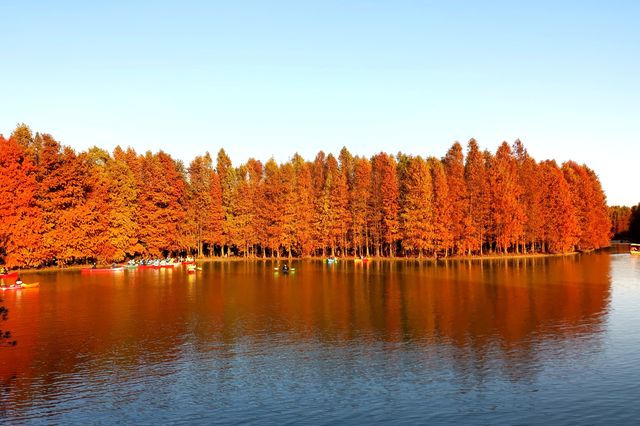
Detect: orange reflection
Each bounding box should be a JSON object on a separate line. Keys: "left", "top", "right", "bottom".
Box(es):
{"left": 0, "top": 255, "right": 611, "bottom": 403}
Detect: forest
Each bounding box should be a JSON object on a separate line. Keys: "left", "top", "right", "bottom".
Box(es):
{"left": 0, "top": 124, "right": 614, "bottom": 268}
{"left": 609, "top": 204, "right": 640, "bottom": 241}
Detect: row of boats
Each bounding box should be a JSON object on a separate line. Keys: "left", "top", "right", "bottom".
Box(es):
{"left": 1, "top": 256, "right": 373, "bottom": 282}
{"left": 82, "top": 258, "right": 199, "bottom": 273}
{"left": 326, "top": 257, "right": 370, "bottom": 263}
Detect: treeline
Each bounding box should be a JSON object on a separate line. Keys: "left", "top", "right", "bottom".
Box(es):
{"left": 610, "top": 204, "right": 640, "bottom": 241}
{"left": 0, "top": 124, "right": 611, "bottom": 267}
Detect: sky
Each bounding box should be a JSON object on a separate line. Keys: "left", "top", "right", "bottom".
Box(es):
{"left": 1, "top": 1, "right": 638, "bottom": 205}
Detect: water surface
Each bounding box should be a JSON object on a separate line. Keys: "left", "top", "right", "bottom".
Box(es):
{"left": 1, "top": 251, "right": 639, "bottom": 424}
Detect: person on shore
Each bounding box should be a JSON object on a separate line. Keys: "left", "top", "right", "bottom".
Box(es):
{"left": 0, "top": 266, "right": 7, "bottom": 275}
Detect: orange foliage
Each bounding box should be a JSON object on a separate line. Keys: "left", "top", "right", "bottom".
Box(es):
{"left": 0, "top": 125, "right": 615, "bottom": 267}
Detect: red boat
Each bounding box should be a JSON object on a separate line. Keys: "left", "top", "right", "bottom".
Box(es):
{"left": 138, "top": 263, "right": 175, "bottom": 269}
{"left": 0, "top": 271, "right": 19, "bottom": 279}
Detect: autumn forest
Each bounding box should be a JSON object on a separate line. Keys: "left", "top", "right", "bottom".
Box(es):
{"left": 0, "top": 124, "right": 615, "bottom": 268}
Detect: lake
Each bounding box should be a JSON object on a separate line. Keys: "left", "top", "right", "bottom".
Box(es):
{"left": 1, "top": 250, "right": 639, "bottom": 424}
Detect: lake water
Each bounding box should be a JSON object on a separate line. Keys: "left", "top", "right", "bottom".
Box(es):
{"left": 1, "top": 250, "right": 639, "bottom": 424}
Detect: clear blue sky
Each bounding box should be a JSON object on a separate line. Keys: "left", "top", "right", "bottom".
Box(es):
{"left": 1, "top": 1, "right": 638, "bottom": 205}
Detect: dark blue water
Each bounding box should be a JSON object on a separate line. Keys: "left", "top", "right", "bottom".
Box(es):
{"left": 1, "top": 251, "right": 639, "bottom": 424}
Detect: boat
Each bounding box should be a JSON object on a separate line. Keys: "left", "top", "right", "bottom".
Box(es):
{"left": 354, "top": 257, "right": 370, "bottom": 262}
{"left": 0, "top": 271, "right": 19, "bottom": 279}
{"left": 186, "top": 264, "right": 202, "bottom": 273}
{"left": 1, "top": 282, "right": 39, "bottom": 291}
{"left": 631, "top": 243, "right": 640, "bottom": 255}
{"left": 137, "top": 263, "right": 158, "bottom": 269}
{"left": 81, "top": 267, "right": 125, "bottom": 273}
{"left": 138, "top": 262, "right": 175, "bottom": 269}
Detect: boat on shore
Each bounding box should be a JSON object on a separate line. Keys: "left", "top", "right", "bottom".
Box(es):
{"left": 631, "top": 243, "right": 640, "bottom": 255}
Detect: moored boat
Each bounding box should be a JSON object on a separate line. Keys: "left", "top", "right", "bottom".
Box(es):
{"left": 631, "top": 243, "right": 640, "bottom": 255}
{"left": 186, "top": 264, "right": 201, "bottom": 273}
{"left": 156, "top": 263, "right": 175, "bottom": 269}
{"left": 0, "top": 271, "right": 19, "bottom": 279}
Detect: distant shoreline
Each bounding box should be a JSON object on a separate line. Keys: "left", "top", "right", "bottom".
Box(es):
{"left": 5, "top": 250, "right": 608, "bottom": 275}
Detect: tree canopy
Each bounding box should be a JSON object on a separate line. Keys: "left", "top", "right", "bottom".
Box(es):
{"left": 0, "top": 125, "right": 614, "bottom": 267}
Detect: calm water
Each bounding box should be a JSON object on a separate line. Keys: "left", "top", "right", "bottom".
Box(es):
{"left": 1, "top": 251, "right": 639, "bottom": 424}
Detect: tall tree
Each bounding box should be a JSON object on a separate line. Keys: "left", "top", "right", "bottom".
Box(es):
{"left": 79, "top": 147, "right": 115, "bottom": 262}
{"left": 539, "top": 160, "right": 579, "bottom": 253}
{"left": 464, "top": 139, "right": 489, "bottom": 255}
{"left": 234, "top": 159, "right": 261, "bottom": 256}
{"left": 326, "top": 154, "right": 350, "bottom": 255}
{"left": 188, "top": 153, "right": 215, "bottom": 256}
{"left": 207, "top": 167, "right": 225, "bottom": 255}
{"left": 488, "top": 142, "right": 525, "bottom": 253}
{"left": 429, "top": 157, "right": 453, "bottom": 256}
{"left": 216, "top": 149, "right": 237, "bottom": 256}
{"left": 279, "top": 161, "right": 298, "bottom": 257}
{"left": 443, "top": 142, "right": 467, "bottom": 254}
{"left": 292, "top": 154, "right": 315, "bottom": 256}
{"left": 107, "top": 146, "right": 142, "bottom": 259}
{"left": 399, "top": 156, "right": 434, "bottom": 257}
{"left": 0, "top": 135, "right": 43, "bottom": 267}
{"left": 137, "top": 151, "right": 187, "bottom": 256}
{"left": 351, "top": 156, "right": 372, "bottom": 256}
{"left": 311, "top": 151, "right": 330, "bottom": 256}
{"left": 370, "top": 153, "right": 400, "bottom": 256}
{"left": 37, "top": 136, "right": 91, "bottom": 264}
{"left": 513, "top": 140, "right": 544, "bottom": 253}
{"left": 609, "top": 206, "right": 632, "bottom": 239}
{"left": 255, "top": 158, "right": 283, "bottom": 257}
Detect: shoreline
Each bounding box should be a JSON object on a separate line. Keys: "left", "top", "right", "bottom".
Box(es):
{"left": 5, "top": 250, "right": 605, "bottom": 275}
